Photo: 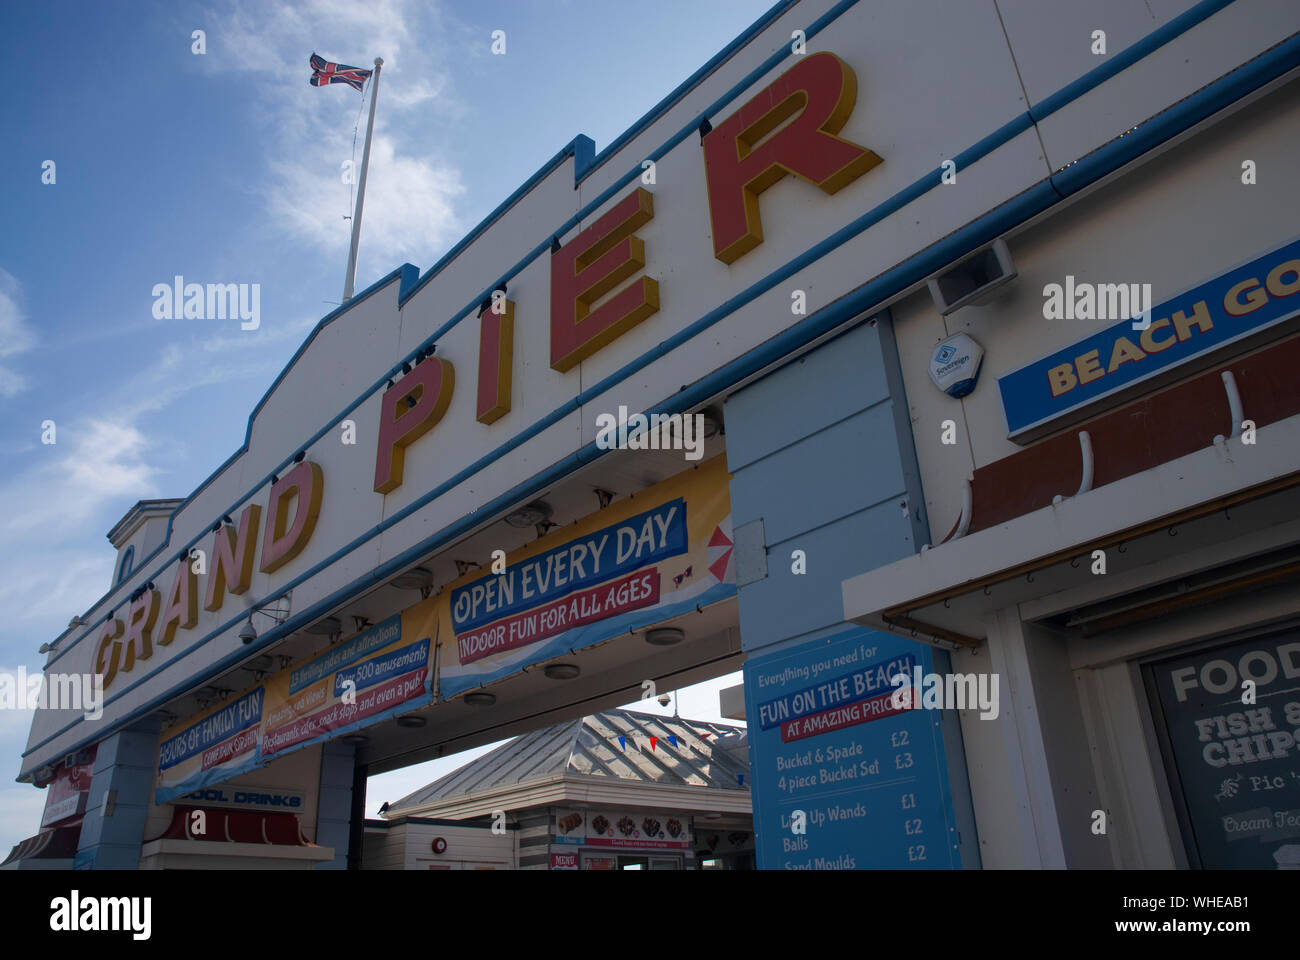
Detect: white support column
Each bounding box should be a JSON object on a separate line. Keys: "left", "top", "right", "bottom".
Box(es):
{"left": 984, "top": 606, "right": 1068, "bottom": 868}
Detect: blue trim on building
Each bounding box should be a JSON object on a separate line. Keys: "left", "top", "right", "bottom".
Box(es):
{"left": 575, "top": 0, "right": 801, "bottom": 185}
{"left": 115, "top": 546, "right": 134, "bottom": 587}
{"left": 1028, "top": 0, "right": 1237, "bottom": 123}
{"left": 1050, "top": 29, "right": 1300, "bottom": 194}
{"left": 25, "top": 0, "right": 1288, "bottom": 774}
{"left": 397, "top": 135, "right": 595, "bottom": 308}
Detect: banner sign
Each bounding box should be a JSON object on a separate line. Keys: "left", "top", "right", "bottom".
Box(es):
{"left": 745, "top": 627, "right": 962, "bottom": 869}
{"left": 152, "top": 460, "right": 728, "bottom": 801}
{"left": 1144, "top": 631, "right": 1300, "bottom": 869}
{"left": 40, "top": 746, "right": 96, "bottom": 828}
{"left": 998, "top": 237, "right": 1300, "bottom": 438}
{"left": 262, "top": 614, "right": 431, "bottom": 758}
{"left": 155, "top": 611, "right": 437, "bottom": 803}
{"left": 436, "top": 454, "right": 735, "bottom": 699}
{"left": 156, "top": 688, "right": 264, "bottom": 802}
{"left": 178, "top": 786, "right": 306, "bottom": 813}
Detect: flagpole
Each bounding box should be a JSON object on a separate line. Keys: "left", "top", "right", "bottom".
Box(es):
{"left": 343, "top": 57, "right": 382, "bottom": 302}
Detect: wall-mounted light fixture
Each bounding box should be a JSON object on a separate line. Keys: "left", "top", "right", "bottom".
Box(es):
{"left": 304, "top": 616, "right": 343, "bottom": 637}
{"left": 504, "top": 501, "right": 552, "bottom": 528}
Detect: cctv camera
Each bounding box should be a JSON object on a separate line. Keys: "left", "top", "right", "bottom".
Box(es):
{"left": 239, "top": 619, "right": 257, "bottom": 644}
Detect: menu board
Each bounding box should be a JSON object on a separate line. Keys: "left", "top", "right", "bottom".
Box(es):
{"left": 553, "top": 806, "right": 691, "bottom": 849}
{"left": 1144, "top": 631, "right": 1300, "bottom": 869}
{"left": 744, "top": 627, "right": 963, "bottom": 869}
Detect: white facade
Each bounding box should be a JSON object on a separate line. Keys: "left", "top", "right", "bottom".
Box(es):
{"left": 17, "top": 0, "right": 1300, "bottom": 871}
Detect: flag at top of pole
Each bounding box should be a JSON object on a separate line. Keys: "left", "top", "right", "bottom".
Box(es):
{"left": 308, "top": 53, "right": 372, "bottom": 90}
{"left": 308, "top": 52, "right": 383, "bottom": 302}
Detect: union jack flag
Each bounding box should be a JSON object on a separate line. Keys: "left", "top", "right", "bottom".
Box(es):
{"left": 308, "top": 53, "right": 372, "bottom": 91}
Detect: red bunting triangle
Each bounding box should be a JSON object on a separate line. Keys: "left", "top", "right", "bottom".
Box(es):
{"left": 650, "top": 736, "right": 658, "bottom": 751}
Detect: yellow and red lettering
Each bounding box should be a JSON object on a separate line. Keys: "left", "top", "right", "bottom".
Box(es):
{"left": 261, "top": 461, "right": 323, "bottom": 574}
{"left": 1075, "top": 349, "right": 1104, "bottom": 385}
{"left": 159, "top": 559, "right": 198, "bottom": 647}
{"left": 205, "top": 503, "right": 261, "bottom": 611}
{"left": 1266, "top": 259, "right": 1300, "bottom": 297}
{"left": 1047, "top": 363, "right": 1077, "bottom": 397}
{"left": 95, "top": 617, "right": 125, "bottom": 689}
{"left": 1106, "top": 335, "right": 1145, "bottom": 373}
{"left": 1171, "top": 300, "right": 1212, "bottom": 341}
{"left": 477, "top": 298, "right": 514, "bottom": 424}
{"left": 374, "top": 359, "right": 455, "bottom": 493}
{"left": 550, "top": 187, "right": 659, "bottom": 372}
{"left": 1139, "top": 317, "right": 1175, "bottom": 352}
{"left": 1223, "top": 278, "right": 1267, "bottom": 316}
{"left": 702, "top": 51, "right": 881, "bottom": 264}
{"left": 121, "top": 589, "right": 160, "bottom": 673}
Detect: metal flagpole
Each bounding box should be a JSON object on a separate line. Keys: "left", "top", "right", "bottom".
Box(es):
{"left": 343, "top": 57, "right": 383, "bottom": 302}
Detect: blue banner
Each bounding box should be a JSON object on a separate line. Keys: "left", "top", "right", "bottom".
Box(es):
{"left": 157, "top": 687, "right": 263, "bottom": 772}
{"left": 999, "top": 237, "right": 1300, "bottom": 437}
{"left": 449, "top": 498, "right": 687, "bottom": 633}
{"left": 755, "top": 654, "right": 914, "bottom": 730}
{"left": 288, "top": 614, "right": 401, "bottom": 694}
{"left": 332, "top": 638, "right": 430, "bottom": 697}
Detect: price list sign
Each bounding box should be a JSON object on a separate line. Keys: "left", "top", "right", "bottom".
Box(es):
{"left": 744, "top": 627, "right": 963, "bottom": 869}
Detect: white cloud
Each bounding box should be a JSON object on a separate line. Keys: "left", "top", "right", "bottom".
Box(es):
{"left": 267, "top": 131, "right": 465, "bottom": 274}
{"left": 0, "top": 553, "right": 108, "bottom": 629}
{"left": 0, "top": 420, "right": 158, "bottom": 541}
{"left": 0, "top": 268, "right": 36, "bottom": 398}
{"left": 202, "top": 0, "right": 468, "bottom": 275}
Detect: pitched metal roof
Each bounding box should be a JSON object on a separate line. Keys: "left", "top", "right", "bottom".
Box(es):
{"left": 384, "top": 709, "right": 748, "bottom": 815}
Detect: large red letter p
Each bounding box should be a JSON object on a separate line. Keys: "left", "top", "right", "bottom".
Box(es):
{"left": 374, "top": 358, "right": 455, "bottom": 493}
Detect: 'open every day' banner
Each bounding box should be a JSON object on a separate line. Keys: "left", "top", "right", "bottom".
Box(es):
{"left": 434, "top": 454, "right": 736, "bottom": 698}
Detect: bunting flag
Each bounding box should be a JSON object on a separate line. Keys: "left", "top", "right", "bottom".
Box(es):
{"left": 617, "top": 736, "right": 626, "bottom": 751}
{"left": 668, "top": 735, "right": 678, "bottom": 748}
{"left": 737, "top": 774, "right": 745, "bottom": 786}
{"left": 650, "top": 736, "right": 658, "bottom": 752}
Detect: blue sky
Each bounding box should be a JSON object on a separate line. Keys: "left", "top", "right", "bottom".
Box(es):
{"left": 0, "top": 0, "right": 763, "bottom": 853}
